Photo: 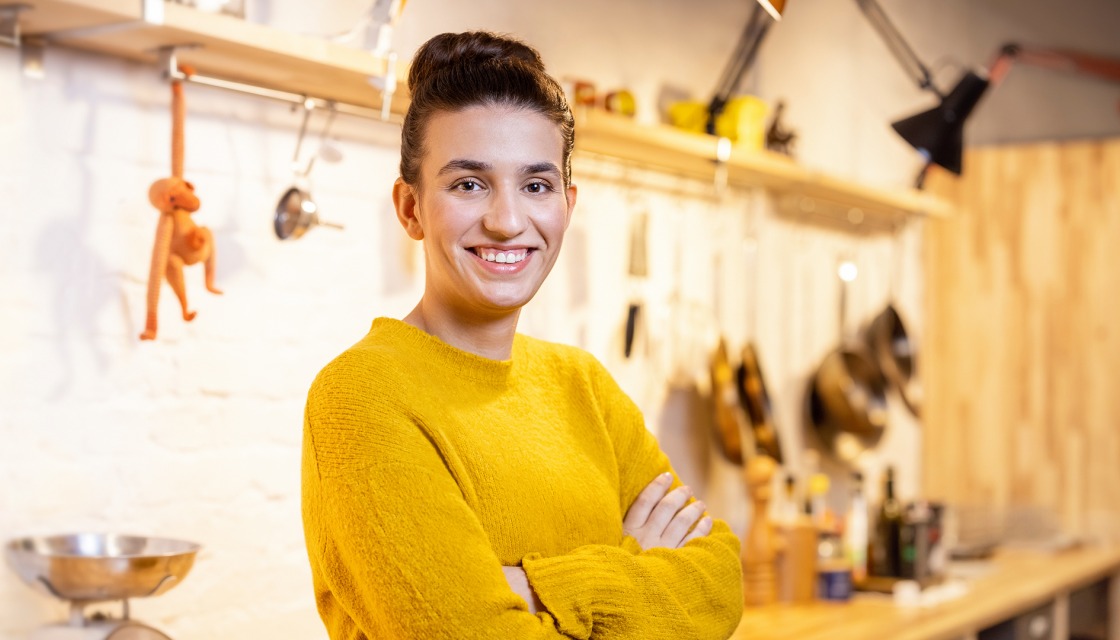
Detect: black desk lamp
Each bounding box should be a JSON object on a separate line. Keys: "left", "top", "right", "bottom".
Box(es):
{"left": 755, "top": 0, "right": 1120, "bottom": 188}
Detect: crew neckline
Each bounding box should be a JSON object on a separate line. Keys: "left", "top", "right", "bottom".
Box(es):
{"left": 368, "top": 317, "right": 524, "bottom": 385}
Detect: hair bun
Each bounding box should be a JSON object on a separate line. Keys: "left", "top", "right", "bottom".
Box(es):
{"left": 408, "top": 31, "right": 544, "bottom": 94}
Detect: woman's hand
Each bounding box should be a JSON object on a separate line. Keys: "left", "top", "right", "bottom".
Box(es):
{"left": 623, "top": 472, "right": 713, "bottom": 551}
{"left": 502, "top": 566, "right": 544, "bottom": 614}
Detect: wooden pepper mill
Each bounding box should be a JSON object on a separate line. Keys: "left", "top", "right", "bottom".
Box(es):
{"left": 742, "top": 454, "right": 780, "bottom": 606}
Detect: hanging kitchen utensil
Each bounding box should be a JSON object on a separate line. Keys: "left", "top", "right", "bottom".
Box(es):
{"left": 709, "top": 337, "right": 746, "bottom": 465}
{"left": 274, "top": 101, "right": 344, "bottom": 240}
{"left": 737, "top": 343, "right": 782, "bottom": 463}
{"left": 808, "top": 258, "right": 889, "bottom": 463}
{"left": 735, "top": 212, "right": 783, "bottom": 463}
{"left": 623, "top": 207, "right": 649, "bottom": 359}
{"left": 865, "top": 223, "right": 922, "bottom": 416}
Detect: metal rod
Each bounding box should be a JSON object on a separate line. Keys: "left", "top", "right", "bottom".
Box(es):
{"left": 184, "top": 71, "right": 393, "bottom": 121}
{"left": 157, "top": 45, "right": 395, "bottom": 123}
{"left": 854, "top": 0, "right": 941, "bottom": 98}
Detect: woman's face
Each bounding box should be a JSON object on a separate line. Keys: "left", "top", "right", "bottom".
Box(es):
{"left": 395, "top": 104, "right": 577, "bottom": 321}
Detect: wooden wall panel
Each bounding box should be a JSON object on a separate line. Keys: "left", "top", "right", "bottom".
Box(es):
{"left": 924, "top": 139, "right": 1120, "bottom": 542}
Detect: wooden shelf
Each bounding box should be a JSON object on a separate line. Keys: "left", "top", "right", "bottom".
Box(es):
{"left": 21, "top": 0, "right": 410, "bottom": 114}
{"left": 574, "top": 108, "right": 952, "bottom": 221}
{"left": 17, "top": 1, "right": 949, "bottom": 222}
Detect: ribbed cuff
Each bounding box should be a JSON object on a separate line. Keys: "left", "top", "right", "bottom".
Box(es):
{"left": 521, "top": 549, "right": 631, "bottom": 639}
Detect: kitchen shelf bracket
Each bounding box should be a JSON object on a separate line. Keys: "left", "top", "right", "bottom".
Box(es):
{"left": 0, "top": 3, "right": 31, "bottom": 47}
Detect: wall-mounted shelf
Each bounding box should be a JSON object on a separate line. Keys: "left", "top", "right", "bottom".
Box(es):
{"left": 16, "top": 0, "right": 950, "bottom": 223}
{"left": 574, "top": 108, "right": 952, "bottom": 221}
{"left": 20, "top": 0, "right": 410, "bottom": 114}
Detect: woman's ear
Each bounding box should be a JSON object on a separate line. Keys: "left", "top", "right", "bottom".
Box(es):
{"left": 393, "top": 178, "right": 425, "bottom": 240}
{"left": 563, "top": 183, "right": 578, "bottom": 230}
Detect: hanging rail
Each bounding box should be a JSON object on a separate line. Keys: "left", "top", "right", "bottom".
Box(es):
{"left": 156, "top": 45, "right": 397, "bottom": 123}
{"left": 11, "top": 0, "right": 401, "bottom": 122}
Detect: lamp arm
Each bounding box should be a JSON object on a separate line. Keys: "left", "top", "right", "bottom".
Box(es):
{"left": 991, "top": 43, "right": 1120, "bottom": 86}
{"left": 706, "top": 3, "right": 774, "bottom": 134}
{"left": 853, "top": 0, "right": 941, "bottom": 98}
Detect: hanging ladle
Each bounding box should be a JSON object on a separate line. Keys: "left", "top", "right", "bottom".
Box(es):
{"left": 274, "top": 99, "right": 344, "bottom": 240}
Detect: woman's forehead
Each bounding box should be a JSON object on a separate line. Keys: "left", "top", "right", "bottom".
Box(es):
{"left": 421, "top": 105, "right": 565, "bottom": 174}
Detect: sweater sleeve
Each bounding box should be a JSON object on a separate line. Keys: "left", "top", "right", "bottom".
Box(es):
{"left": 302, "top": 370, "right": 573, "bottom": 639}
{"left": 519, "top": 358, "right": 744, "bottom": 640}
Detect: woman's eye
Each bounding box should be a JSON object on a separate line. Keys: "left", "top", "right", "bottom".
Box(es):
{"left": 455, "top": 180, "right": 481, "bottom": 192}
{"left": 526, "top": 181, "right": 552, "bottom": 194}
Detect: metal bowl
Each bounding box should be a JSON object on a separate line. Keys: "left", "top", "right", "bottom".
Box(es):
{"left": 5, "top": 533, "right": 201, "bottom": 603}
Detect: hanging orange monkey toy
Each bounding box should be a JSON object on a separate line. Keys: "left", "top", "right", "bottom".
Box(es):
{"left": 140, "top": 64, "right": 221, "bottom": 341}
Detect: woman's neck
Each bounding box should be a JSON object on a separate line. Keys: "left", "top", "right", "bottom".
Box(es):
{"left": 403, "top": 297, "right": 520, "bottom": 361}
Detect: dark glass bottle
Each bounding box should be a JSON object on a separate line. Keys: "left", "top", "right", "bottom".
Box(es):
{"left": 871, "top": 467, "right": 903, "bottom": 577}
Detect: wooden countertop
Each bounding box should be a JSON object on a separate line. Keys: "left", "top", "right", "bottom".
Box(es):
{"left": 731, "top": 545, "right": 1120, "bottom": 640}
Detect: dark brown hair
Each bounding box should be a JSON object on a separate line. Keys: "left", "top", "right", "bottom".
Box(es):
{"left": 399, "top": 31, "right": 575, "bottom": 187}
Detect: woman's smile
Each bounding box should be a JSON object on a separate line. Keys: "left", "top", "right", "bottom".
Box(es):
{"left": 469, "top": 246, "right": 533, "bottom": 270}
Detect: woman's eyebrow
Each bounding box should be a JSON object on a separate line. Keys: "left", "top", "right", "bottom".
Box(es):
{"left": 521, "top": 162, "right": 561, "bottom": 177}
{"left": 437, "top": 159, "right": 492, "bottom": 175}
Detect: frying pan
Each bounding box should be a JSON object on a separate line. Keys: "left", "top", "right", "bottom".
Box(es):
{"left": 808, "top": 260, "right": 889, "bottom": 462}
{"left": 865, "top": 224, "right": 921, "bottom": 416}
{"left": 808, "top": 348, "right": 889, "bottom": 463}
{"left": 866, "top": 304, "right": 922, "bottom": 417}
{"left": 736, "top": 342, "right": 783, "bottom": 463}
{"left": 709, "top": 338, "right": 745, "bottom": 465}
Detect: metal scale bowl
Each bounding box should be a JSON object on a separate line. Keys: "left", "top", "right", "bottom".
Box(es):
{"left": 5, "top": 533, "right": 201, "bottom": 640}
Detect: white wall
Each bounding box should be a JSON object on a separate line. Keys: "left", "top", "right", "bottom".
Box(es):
{"left": 3, "top": 0, "right": 1110, "bottom": 637}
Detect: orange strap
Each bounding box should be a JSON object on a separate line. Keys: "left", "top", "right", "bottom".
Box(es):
{"left": 170, "top": 64, "right": 194, "bottom": 179}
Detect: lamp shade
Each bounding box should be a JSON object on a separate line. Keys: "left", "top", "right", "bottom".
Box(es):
{"left": 890, "top": 70, "right": 990, "bottom": 175}
{"left": 756, "top": 0, "right": 786, "bottom": 20}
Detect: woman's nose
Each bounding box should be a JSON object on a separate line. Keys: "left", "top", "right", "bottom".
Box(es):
{"left": 481, "top": 188, "right": 529, "bottom": 238}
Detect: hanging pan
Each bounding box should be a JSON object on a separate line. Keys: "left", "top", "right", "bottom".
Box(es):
{"left": 737, "top": 342, "right": 783, "bottom": 463}
{"left": 709, "top": 337, "right": 746, "bottom": 465}
{"left": 808, "top": 259, "right": 889, "bottom": 463}
{"left": 864, "top": 226, "right": 922, "bottom": 416}
{"left": 734, "top": 221, "right": 782, "bottom": 464}
{"left": 866, "top": 303, "right": 921, "bottom": 416}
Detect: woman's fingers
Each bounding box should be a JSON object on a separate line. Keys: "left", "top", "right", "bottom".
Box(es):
{"left": 642, "top": 486, "right": 693, "bottom": 535}
{"left": 679, "top": 515, "right": 714, "bottom": 547}
{"left": 623, "top": 472, "right": 673, "bottom": 531}
{"left": 662, "top": 499, "right": 707, "bottom": 548}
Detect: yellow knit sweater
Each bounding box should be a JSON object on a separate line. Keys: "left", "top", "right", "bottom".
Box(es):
{"left": 301, "top": 318, "right": 743, "bottom": 639}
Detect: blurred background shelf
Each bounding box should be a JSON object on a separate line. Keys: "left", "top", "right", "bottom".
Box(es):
{"left": 20, "top": 0, "right": 410, "bottom": 114}
{"left": 16, "top": 0, "right": 949, "bottom": 224}
{"left": 575, "top": 108, "right": 952, "bottom": 223}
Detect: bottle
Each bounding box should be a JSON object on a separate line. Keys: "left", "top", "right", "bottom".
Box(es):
{"left": 871, "top": 466, "right": 903, "bottom": 577}
{"left": 808, "top": 472, "right": 831, "bottom": 530}
{"left": 844, "top": 471, "right": 869, "bottom": 584}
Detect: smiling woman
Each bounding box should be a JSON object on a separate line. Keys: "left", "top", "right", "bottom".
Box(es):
{"left": 300, "top": 31, "right": 744, "bottom": 640}
{"left": 393, "top": 105, "right": 574, "bottom": 335}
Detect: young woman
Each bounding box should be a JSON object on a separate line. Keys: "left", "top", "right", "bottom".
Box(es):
{"left": 301, "top": 31, "right": 743, "bottom": 639}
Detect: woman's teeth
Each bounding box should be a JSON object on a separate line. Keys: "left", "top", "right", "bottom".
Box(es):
{"left": 476, "top": 249, "right": 528, "bottom": 264}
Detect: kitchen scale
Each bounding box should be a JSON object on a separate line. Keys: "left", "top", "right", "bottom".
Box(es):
{"left": 5, "top": 533, "right": 201, "bottom": 640}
